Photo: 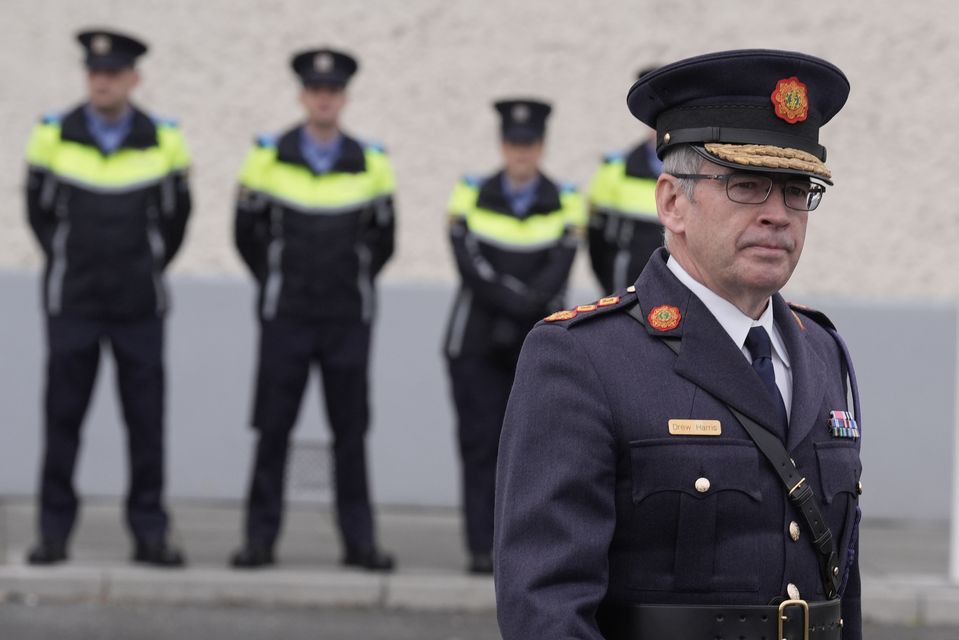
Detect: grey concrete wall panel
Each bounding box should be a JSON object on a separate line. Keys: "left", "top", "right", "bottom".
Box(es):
{"left": 1, "top": 270, "right": 956, "bottom": 521}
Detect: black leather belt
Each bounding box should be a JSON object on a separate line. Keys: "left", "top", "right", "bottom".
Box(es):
{"left": 597, "top": 599, "right": 843, "bottom": 640}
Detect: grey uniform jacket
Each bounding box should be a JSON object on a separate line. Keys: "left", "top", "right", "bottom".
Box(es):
{"left": 494, "top": 248, "right": 862, "bottom": 640}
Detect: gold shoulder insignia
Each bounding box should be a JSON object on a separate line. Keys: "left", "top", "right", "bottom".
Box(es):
{"left": 545, "top": 310, "right": 577, "bottom": 322}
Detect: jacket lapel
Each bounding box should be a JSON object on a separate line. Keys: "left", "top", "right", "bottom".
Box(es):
{"left": 119, "top": 106, "right": 158, "bottom": 150}
{"left": 634, "top": 250, "right": 790, "bottom": 435}
{"left": 774, "top": 297, "right": 826, "bottom": 451}
{"left": 60, "top": 104, "right": 158, "bottom": 153}
{"left": 330, "top": 133, "right": 366, "bottom": 174}
{"left": 275, "top": 125, "right": 309, "bottom": 168}
{"left": 475, "top": 170, "right": 562, "bottom": 218}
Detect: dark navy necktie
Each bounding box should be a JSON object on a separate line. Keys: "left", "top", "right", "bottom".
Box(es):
{"left": 744, "top": 326, "right": 788, "bottom": 435}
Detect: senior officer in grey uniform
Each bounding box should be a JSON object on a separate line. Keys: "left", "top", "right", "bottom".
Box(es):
{"left": 25, "top": 29, "right": 191, "bottom": 567}
{"left": 495, "top": 50, "right": 863, "bottom": 640}
{"left": 231, "top": 48, "right": 395, "bottom": 571}
{"left": 444, "top": 99, "right": 584, "bottom": 574}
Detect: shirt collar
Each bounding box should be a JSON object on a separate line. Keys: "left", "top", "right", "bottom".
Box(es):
{"left": 84, "top": 104, "right": 133, "bottom": 132}
{"left": 666, "top": 255, "right": 790, "bottom": 367}
{"left": 501, "top": 173, "right": 540, "bottom": 198}
{"left": 299, "top": 128, "right": 343, "bottom": 156}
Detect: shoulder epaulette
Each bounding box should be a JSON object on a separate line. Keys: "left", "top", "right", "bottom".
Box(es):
{"left": 461, "top": 175, "right": 482, "bottom": 188}
{"left": 787, "top": 301, "right": 836, "bottom": 332}
{"left": 560, "top": 182, "right": 579, "bottom": 194}
{"left": 152, "top": 116, "right": 180, "bottom": 128}
{"left": 542, "top": 290, "right": 638, "bottom": 327}
{"left": 255, "top": 134, "right": 277, "bottom": 149}
{"left": 40, "top": 112, "right": 62, "bottom": 125}
{"left": 602, "top": 151, "right": 626, "bottom": 164}
{"left": 362, "top": 140, "right": 387, "bottom": 154}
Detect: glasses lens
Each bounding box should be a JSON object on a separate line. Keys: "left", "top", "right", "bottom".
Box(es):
{"left": 784, "top": 181, "right": 825, "bottom": 211}
{"left": 725, "top": 174, "right": 773, "bottom": 204}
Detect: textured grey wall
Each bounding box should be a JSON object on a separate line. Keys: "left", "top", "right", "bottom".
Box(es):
{"left": 2, "top": 0, "right": 959, "bottom": 297}
{"left": 1, "top": 271, "right": 954, "bottom": 520}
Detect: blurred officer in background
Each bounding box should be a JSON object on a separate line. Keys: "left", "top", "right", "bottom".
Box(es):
{"left": 588, "top": 66, "right": 663, "bottom": 294}
{"left": 232, "top": 47, "right": 396, "bottom": 571}
{"left": 443, "top": 99, "right": 585, "bottom": 574}
{"left": 495, "top": 50, "right": 862, "bottom": 639}
{"left": 24, "top": 29, "right": 191, "bottom": 567}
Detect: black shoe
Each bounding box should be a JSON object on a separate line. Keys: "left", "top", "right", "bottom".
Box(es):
{"left": 27, "top": 541, "right": 68, "bottom": 565}
{"left": 341, "top": 547, "right": 395, "bottom": 572}
{"left": 133, "top": 540, "right": 186, "bottom": 568}
{"left": 468, "top": 552, "right": 493, "bottom": 575}
{"left": 230, "top": 543, "right": 275, "bottom": 569}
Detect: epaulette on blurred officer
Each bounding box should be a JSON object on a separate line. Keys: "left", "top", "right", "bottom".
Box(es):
{"left": 231, "top": 47, "right": 395, "bottom": 572}
{"left": 443, "top": 98, "right": 585, "bottom": 574}
{"left": 495, "top": 50, "right": 864, "bottom": 640}
{"left": 587, "top": 65, "right": 664, "bottom": 294}
{"left": 24, "top": 29, "right": 191, "bottom": 568}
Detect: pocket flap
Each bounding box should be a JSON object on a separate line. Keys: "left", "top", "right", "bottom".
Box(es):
{"left": 630, "top": 438, "right": 762, "bottom": 503}
{"left": 815, "top": 441, "right": 862, "bottom": 503}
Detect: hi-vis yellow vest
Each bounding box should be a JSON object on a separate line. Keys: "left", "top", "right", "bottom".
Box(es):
{"left": 448, "top": 176, "right": 585, "bottom": 250}
{"left": 27, "top": 113, "right": 190, "bottom": 191}
{"left": 239, "top": 135, "right": 394, "bottom": 212}
{"left": 588, "top": 152, "right": 658, "bottom": 220}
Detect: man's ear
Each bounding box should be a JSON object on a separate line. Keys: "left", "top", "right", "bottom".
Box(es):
{"left": 656, "top": 173, "right": 688, "bottom": 236}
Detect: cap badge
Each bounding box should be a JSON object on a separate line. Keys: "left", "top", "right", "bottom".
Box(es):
{"left": 314, "top": 52, "right": 335, "bottom": 73}
{"left": 545, "top": 309, "right": 577, "bottom": 322}
{"left": 771, "top": 76, "right": 809, "bottom": 124}
{"left": 647, "top": 305, "right": 681, "bottom": 331}
{"left": 512, "top": 104, "right": 530, "bottom": 123}
{"left": 91, "top": 34, "right": 112, "bottom": 55}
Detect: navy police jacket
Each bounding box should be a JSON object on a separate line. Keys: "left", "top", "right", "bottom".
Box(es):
{"left": 234, "top": 127, "right": 396, "bottom": 323}
{"left": 443, "top": 171, "right": 584, "bottom": 359}
{"left": 494, "top": 248, "right": 862, "bottom": 640}
{"left": 25, "top": 105, "right": 192, "bottom": 319}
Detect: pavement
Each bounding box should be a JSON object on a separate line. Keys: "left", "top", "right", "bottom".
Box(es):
{"left": 1, "top": 497, "right": 957, "bottom": 627}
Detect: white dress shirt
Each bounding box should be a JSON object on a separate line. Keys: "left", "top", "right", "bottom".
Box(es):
{"left": 666, "top": 256, "right": 792, "bottom": 420}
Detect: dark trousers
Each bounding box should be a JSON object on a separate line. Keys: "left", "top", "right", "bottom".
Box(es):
{"left": 38, "top": 315, "right": 168, "bottom": 545}
{"left": 243, "top": 317, "right": 376, "bottom": 552}
{"left": 448, "top": 350, "right": 520, "bottom": 555}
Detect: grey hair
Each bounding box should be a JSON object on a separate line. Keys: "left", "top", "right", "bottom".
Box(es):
{"left": 661, "top": 144, "right": 704, "bottom": 201}
{"left": 660, "top": 145, "right": 704, "bottom": 248}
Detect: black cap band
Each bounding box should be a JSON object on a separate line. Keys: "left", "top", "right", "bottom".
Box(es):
{"left": 658, "top": 126, "right": 826, "bottom": 161}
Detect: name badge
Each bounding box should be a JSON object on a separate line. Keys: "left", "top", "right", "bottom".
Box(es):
{"left": 668, "top": 419, "right": 722, "bottom": 436}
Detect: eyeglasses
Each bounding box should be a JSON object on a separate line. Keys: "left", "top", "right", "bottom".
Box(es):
{"left": 669, "top": 172, "right": 827, "bottom": 212}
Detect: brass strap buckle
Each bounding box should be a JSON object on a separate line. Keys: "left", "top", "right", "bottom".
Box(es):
{"left": 778, "top": 599, "right": 810, "bottom": 640}
{"left": 788, "top": 477, "right": 807, "bottom": 497}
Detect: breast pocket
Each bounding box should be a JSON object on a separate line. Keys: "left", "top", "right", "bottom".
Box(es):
{"left": 814, "top": 440, "right": 862, "bottom": 588}
{"left": 628, "top": 438, "right": 762, "bottom": 592}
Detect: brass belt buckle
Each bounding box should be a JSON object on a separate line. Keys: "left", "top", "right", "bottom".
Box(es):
{"left": 778, "top": 599, "right": 810, "bottom": 640}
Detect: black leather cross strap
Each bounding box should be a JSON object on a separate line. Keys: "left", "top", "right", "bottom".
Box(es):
{"left": 727, "top": 404, "right": 842, "bottom": 599}
{"left": 627, "top": 301, "right": 842, "bottom": 599}
{"left": 597, "top": 600, "right": 843, "bottom": 640}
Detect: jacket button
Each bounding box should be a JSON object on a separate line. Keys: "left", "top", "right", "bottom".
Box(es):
{"left": 694, "top": 477, "right": 710, "bottom": 493}
{"left": 789, "top": 521, "right": 801, "bottom": 542}
{"left": 787, "top": 583, "right": 801, "bottom": 600}
{"left": 857, "top": 481, "right": 863, "bottom": 495}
